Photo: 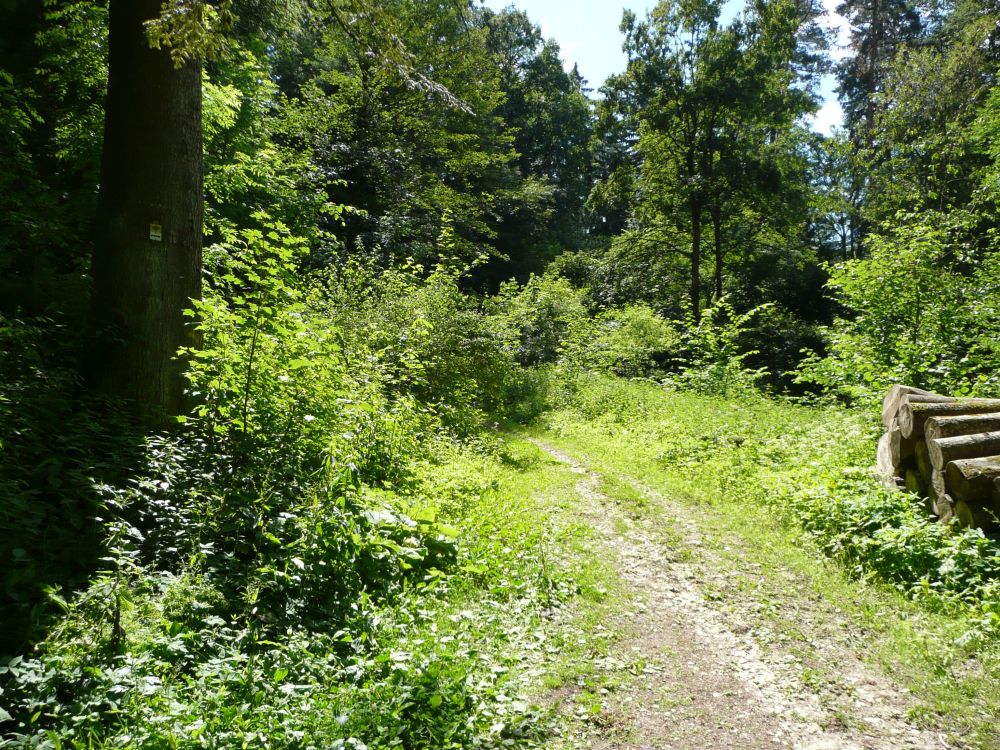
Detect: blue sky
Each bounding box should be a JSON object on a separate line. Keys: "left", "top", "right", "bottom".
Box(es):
{"left": 479, "top": 0, "right": 848, "bottom": 135}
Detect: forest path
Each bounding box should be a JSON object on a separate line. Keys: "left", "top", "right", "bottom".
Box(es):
{"left": 530, "top": 438, "right": 956, "bottom": 750}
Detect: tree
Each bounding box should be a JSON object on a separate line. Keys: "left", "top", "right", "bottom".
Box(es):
{"left": 0, "top": 1, "right": 108, "bottom": 318}
{"left": 617, "top": 0, "right": 812, "bottom": 320}
{"left": 836, "top": 0, "right": 922, "bottom": 142}
{"left": 478, "top": 6, "right": 594, "bottom": 283}
{"left": 620, "top": 0, "right": 741, "bottom": 320}
{"left": 90, "top": 0, "right": 204, "bottom": 422}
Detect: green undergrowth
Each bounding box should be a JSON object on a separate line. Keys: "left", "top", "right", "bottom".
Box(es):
{"left": 0, "top": 226, "right": 585, "bottom": 749}
{"left": 528, "top": 372, "right": 1000, "bottom": 747}
{"left": 0, "top": 439, "right": 593, "bottom": 749}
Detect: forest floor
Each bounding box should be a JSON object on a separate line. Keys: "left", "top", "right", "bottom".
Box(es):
{"left": 527, "top": 436, "right": 953, "bottom": 750}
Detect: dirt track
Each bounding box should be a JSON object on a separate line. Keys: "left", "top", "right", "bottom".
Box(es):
{"left": 534, "top": 439, "right": 957, "bottom": 750}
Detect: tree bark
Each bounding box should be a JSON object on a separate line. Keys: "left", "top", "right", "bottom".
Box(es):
{"left": 954, "top": 499, "right": 999, "bottom": 531}
{"left": 925, "top": 413, "right": 1000, "bottom": 443}
{"left": 880, "top": 384, "right": 952, "bottom": 428}
{"left": 876, "top": 431, "right": 894, "bottom": 479}
{"left": 944, "top": 457, "right": 1000, "bottom": 505}
{"left": 890, "top": 429, "right": 915, "bottom": 467}
{"left": 91, "top": 0, "right": 203, "bottom": 424}
{"left": 898, "top": 400, "right": 1000, "bottom": 439}
{"left": 690, "top": 195, "right": 702, "bottom": 323}
{"left": 930, "top": 469, "right": 947, "bottom": 502}
{"left": 914, "top": 439, "right": 932, "bottom": 480}
{"left": 877, "top": 429, "right": 915, "bottom": 479}
{"left": 711, "top": 203, "right": 722, "bottom": 303}
{"left": 928, "top": 431, "right": 1000, "bottom": 472}
{"left": 933, "top": 493, "right": 955, "bottom": 522}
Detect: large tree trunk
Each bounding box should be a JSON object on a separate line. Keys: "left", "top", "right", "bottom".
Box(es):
{"left": 690, "top": 197, "right": 702, "bottom": 323}
{"left": 711, "top": 203, "right": 722, "bottom": 303}
{"left": 91, "top": 0, "right": 202, "bottom": 424}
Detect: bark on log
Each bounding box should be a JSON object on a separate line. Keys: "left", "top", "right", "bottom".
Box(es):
{"left": 944, "top": 457, "right": 1000, "bottom": 504}
{"left": 915, "top": 440, "right": 932, "bottom": 480}
{"left": 875, "top": 432, "right": 901, "bottom": 487}
{"left": 876, "top": 433, "right": 894, "bottom": 479}
{"left": 934, "top": 494, "right": 955, "bottom": 522}
{"left": 881, "top": 385, "right": 952, "bottom": 428}
{"left": 890, "top": 430, "right": 916, "bottom": 466}
{"left": 878, "top": 430, "right": 916, "bottom": 479}
{"left": 899, "top": 400, "right": 1000, "bottom": 439}
{"left": 928, "top": 431, "right": 1000, "bottom": 471}
{"left": 925, "top": 413, "right": 1000, "bottom": 443}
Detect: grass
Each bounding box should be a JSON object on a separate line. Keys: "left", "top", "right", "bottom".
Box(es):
{"left": 523, "top": 372, "right": 1000, "bottom": 749}
{"left": 6, "top": 372, "right": 999, "bottom": 748}
{"left": 0, "top": 438, "right": 602, "bottom": 749}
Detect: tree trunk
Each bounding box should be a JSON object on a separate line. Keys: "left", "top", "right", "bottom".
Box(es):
{"left": 880, "top": 384, "right": 952, "bottom": 428}
{"left": 930, "top": 469, "right": 947, "bottom": 501}
{"left": 944, "top": 457, "right": 1000, "bottom": 505}
{"left": 935, "top": 496, "right": 955, "bottom": 523}
{"left": 928, "top": 431, "right": 1000, "bottom": 472}
{"left": 91, "top": 0, "right": 203, "bottom": 424}
{"left": 954, "top": 499, "right": 999, "bottom": 531}
{"left": 890, "top": 429, "right": 915, "bottom": 466}
{"left": 711, "top": 203, "right": 722, "bottom": 303}
{"left": 877, "top": 429, "right": 915, "bottom": 479}
{"left": 898, "top": 400, "right": 1000, "bottom": 439}
{"left": 925, "top": 413, "right": 1000, "bottom": 443}
{"left": 914, "top": 439, "right": 932, "bottom": 480}
{"left": 690, "top": 196, "right": 702, "bottom": 322}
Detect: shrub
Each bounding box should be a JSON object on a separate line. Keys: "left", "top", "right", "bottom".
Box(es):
{"left": 562, "top": 304, "right": 679, "bottom": 379}
{"left": 671, "top": 298, "right": 771, "bottom": 395}
{"left": 490, "top": 273, "right": 589, "bottom": 367}
{"left": 796, "top": 211, "right": 1000, "bottom": 402}
{"left": 0, "top": 316, "right": 135, "bottom": 655}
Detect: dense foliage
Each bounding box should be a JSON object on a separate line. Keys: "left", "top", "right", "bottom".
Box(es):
{"left": 4, "top": 0, "right": 1000, "bottom": 744}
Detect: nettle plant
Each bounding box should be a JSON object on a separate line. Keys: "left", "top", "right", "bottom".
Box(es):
{"left": 185, "top": 217, "right": 345, "bottom": 463}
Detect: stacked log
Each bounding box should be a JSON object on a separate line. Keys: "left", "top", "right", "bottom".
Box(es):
{"left": 878, "top": 385, "right": 1000, "bottom": 531}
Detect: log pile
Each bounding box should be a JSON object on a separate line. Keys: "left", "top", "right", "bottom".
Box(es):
{"left": 877, "top": 385, "right": 1000, "bottom": 531}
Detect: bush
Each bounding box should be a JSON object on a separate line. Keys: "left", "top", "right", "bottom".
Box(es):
{"left": 327, "top": 261, "right": 521, "bottom": 433}
{"left": 490, "top": 273, "right": 589, "bottom": 367}
{"left": 796, "top": 211, "right": 1000, "bottom": 402}
{"left": 562, "top": 304, "right": 679, "bottom": 379}
{"left": 670, "top": 299, "right": 770, "bottom": 396}
{"left": 0, "top": 316, "right": 136, "bottom": 656}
